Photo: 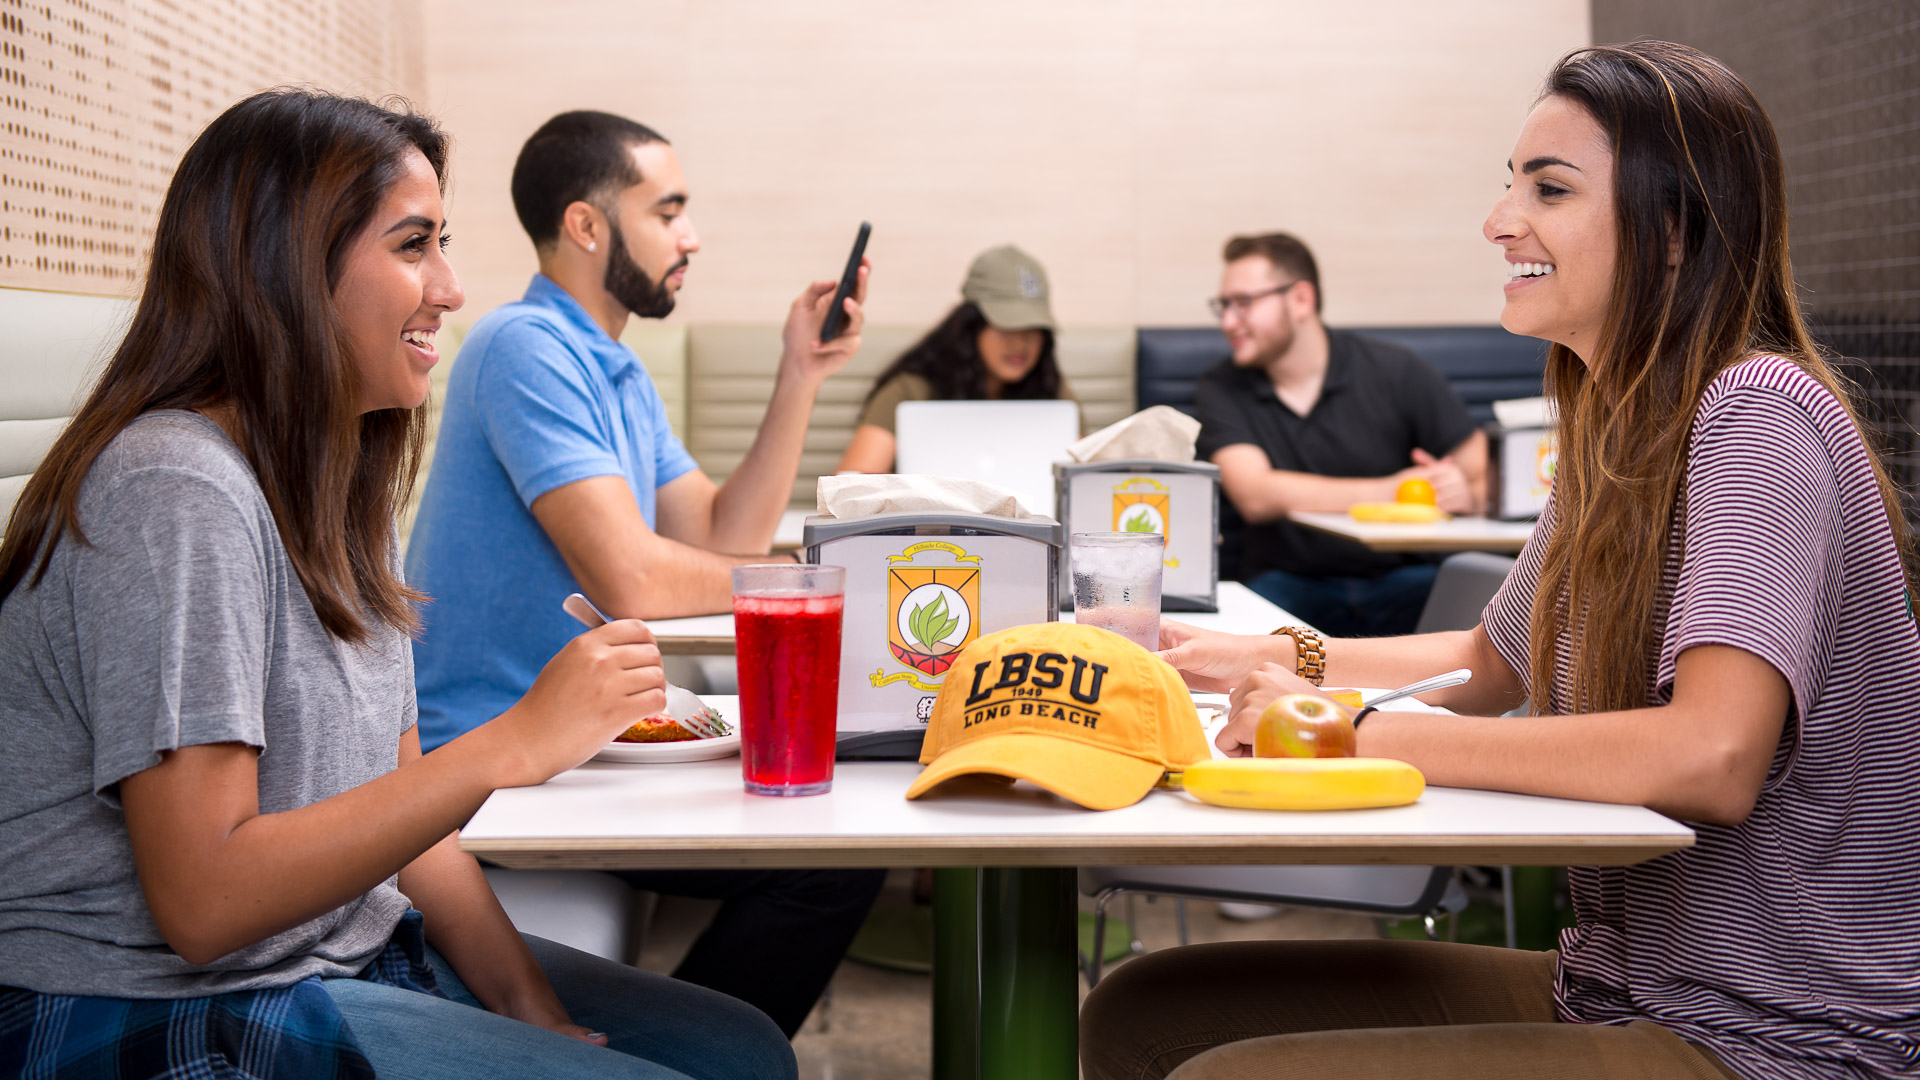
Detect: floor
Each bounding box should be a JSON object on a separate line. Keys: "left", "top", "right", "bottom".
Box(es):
{"left": 634, "top": 869, "right": 1384, "bottom": 1080}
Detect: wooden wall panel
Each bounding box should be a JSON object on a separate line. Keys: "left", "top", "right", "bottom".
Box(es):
{"left": 423, "top": 1, "right": 1589, "bottom": 330}
{"left": 0, "top": 0, "right": 424, "bottom": 296}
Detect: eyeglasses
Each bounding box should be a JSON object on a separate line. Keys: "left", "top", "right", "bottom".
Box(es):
{"left": 1207, "top": 281, "right": 1299, "bottom": 319}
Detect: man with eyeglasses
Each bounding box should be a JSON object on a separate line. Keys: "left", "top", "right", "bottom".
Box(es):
{"left": 1194, "top": 232, "right": 1487, "bottom": 637}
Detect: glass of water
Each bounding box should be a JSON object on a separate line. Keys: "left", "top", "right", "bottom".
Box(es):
{"left": 1071, "top": 532, "right": 1165, "bottom": 651}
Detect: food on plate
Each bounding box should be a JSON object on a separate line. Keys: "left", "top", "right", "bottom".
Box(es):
{"left": 1394, "top": 477, "right": 1437, "bottom": 505}
{"left": 615, "top": 716, "right": 701, "bottom": 743}
{"left": 1254, "top": 692, "right": 1358, "bottom": 759}
{"left": 1349, "top": 501, "right": 1449, "bottom": 524}
{"left": 1323, "top": 688, "right": 1365, "bottom": 709}
{"left": 1169, "top": 757, "right": 1425, "bottom": 810}
{"left": 612, "top": 685, "right": 731, "bottom": 744}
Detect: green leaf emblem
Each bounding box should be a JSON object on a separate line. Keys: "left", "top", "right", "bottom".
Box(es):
{"left": 909, "top": 592, "right": 959, "bottom": 653}
{"left": 1122, "top": 507, "right": 1158, "bottom": 533}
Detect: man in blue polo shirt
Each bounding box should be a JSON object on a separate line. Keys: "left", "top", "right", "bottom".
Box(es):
{"left": 406, "top": 111, "right": 882, "bottom": 1037}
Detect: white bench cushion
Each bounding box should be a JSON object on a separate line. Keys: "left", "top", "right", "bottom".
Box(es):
{"left": 0, "top": 289, "right": 134, "bottom": 536}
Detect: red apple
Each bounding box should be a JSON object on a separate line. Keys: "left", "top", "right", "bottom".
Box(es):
{"left": 1254, "top": 693, "right": 1358, "bottom": 759}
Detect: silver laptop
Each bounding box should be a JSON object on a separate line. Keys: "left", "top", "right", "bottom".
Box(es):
{"left": 893, "top": 399, "right": 1080, "bottom": 516}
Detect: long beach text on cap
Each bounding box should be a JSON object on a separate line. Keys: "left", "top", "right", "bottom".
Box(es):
{"left": 962, "top": 649, "right": 1109, "bottom": 730}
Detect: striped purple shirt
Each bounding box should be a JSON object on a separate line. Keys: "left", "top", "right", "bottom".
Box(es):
{"left": 1484, "top": 356, "right": 1920, "bottom": 1080}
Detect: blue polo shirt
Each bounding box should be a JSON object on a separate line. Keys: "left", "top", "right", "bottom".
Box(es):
{"left": 406, "top": 275, "right": 699, "bottom": 751}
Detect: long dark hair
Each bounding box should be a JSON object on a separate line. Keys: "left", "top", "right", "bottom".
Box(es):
{"left": 1527, "top": 42, "right": 1912, "bottom": 712}
{"left": 0, "top": 89, "right": 448, "bottom": 642}
{"left": 863, "top": 301, "right": 1062, "bottom": 405}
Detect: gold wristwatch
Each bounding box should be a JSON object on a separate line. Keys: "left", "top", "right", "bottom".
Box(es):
{"left": 1269, "top": 625, "right": 1326, "bottom": 685}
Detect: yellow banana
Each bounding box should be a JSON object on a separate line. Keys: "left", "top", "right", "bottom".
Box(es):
{"left": 1167, "top": 757, "right": 1426, "bottom": 810}
{"left": 1348, "top": 501, "right": 1450, "bottom": 524}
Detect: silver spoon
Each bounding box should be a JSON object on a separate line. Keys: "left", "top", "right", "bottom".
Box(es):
{"left": 561, "top": 593, "right": 730, "bottom": 739}
{"left": 1360, "top": 668, "right": 1472, "bottom": 709}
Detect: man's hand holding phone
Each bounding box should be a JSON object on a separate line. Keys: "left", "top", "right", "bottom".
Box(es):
{"left": 779, "top": 223, "right": 871, "bottom": 386}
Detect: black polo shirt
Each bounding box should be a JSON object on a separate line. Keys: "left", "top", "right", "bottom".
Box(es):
{"left": 1194, "top": 329, "right": 1478, "bottom": 580}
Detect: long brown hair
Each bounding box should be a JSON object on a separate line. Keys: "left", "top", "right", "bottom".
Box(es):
{"left": 0, "top": 90, "right": 448, "bottom": 642}
{"left": 862, "top": 301, "right": 1063, "bottom": 406}
{"left": 1529, "top": 42, "right": 1913, "bottom": 713}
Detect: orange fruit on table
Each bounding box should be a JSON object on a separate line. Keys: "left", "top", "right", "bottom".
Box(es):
{"left": 1395, "top": 478, "right": 1437, "bottom": 505}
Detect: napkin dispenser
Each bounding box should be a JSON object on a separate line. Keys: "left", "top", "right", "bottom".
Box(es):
{"left": 803, "top": 510, "right": 1062, "bottom": 759}
{"left": 1054, "top": 459, "right": 1220, "bottom": 612}
{"left": 1486, "top": 425, "right": 1558, "bottom": 520}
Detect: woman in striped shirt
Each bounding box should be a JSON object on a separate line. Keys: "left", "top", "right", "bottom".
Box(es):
{"left": 1082, "top": 41, "right": 1919, "bottom": 1080}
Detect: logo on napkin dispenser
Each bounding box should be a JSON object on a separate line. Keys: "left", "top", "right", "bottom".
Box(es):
{"left": 871, "top": 540, "right": 983, "bottom": 693}
{"left": 1111, "top": 477, "right": 1178, "bottom": 568}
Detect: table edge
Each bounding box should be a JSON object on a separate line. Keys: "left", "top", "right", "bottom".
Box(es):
{"left": 461, "top": 832, "right": 1692, "bottom": 870}
{"left": 1288, "top": 513, "right": 1532, "bottom": 553}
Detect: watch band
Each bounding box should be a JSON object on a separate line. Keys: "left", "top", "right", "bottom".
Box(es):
{"left": 1269, "top": 625, "right": 1326, "bottom": 685}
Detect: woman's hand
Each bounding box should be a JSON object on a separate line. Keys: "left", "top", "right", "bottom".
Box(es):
{"left": 1216, "top": 662, "right": 1334, "bottom": 756}
{"left": 489, "top": 620, "right": 666, "bottom": 788}
{"left": 1156, "top": 620, "right": 1287, "bottom": 694}
{"left": 502, "top": 992, "right": 608, "bottom": 1047}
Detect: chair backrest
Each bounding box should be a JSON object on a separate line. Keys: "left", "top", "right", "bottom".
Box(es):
{"left": 1136, "top": 325, "right": 1548, "bottom": 425}
{"left": 0, "top": 289, "right": 133, "bottom": 541}
{"left": 1413, "top": 551, "right": 1518, "bottom": 634}
{"left": 686, "top": 324, "right": 1136, "bottom": 508}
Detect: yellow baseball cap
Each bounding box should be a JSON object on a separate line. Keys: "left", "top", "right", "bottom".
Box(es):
{"left": 906, "top": 622, "right": 1211, "bottom": 811}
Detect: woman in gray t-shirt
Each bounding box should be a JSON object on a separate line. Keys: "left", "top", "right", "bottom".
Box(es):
{"left": 0, "top": 92, "right": 791, "bottom": 1080}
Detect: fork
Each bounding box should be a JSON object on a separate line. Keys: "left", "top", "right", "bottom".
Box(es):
{"left": 562, "top": 593, "right": 732, "bottom": 739}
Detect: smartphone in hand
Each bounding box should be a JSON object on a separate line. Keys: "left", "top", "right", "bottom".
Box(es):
{"left": 819, "top": 222, "right": 871, "bottom": 343}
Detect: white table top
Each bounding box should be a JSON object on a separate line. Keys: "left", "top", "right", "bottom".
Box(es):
{"left": 1291, "top": 511, "right": 1536, "bottom": 554}
{"left": 462, "top": 697, "right": 1692, "bottom": 872}
{"left": 647, "top": 579, "right": 1300, "bottom": 654}
{"left": 1069, "top": 580, "right": 1302, "bottom": 636}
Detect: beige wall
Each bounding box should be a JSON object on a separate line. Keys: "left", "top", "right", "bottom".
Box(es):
{"left": 422, "top": 0, "right": 1588, "bottom": 331}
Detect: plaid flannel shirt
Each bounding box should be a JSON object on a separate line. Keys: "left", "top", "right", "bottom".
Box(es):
{"left": 0, "top": 910, "right": 443, "bottom": 1079}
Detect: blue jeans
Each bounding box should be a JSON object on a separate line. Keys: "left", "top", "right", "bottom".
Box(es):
{"left": 1246, "top": 563, "right": 1440, "bottom": 638}
{"left": 320, "top": 933, "right": 796, "bottom": 1080}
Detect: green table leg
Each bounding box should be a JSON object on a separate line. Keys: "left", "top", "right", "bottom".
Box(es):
{"left": 1510, "top": 866, "right": 1562, "bottom": 951}
{"left": 932, "top": 867, "right": 1078, "bottom": 1080}
{"left": 932, "top": 868, "right": 980, "bottom": 1080}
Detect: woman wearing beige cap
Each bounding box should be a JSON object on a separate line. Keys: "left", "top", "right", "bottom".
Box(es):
{"left": 836, "top": 244, "right": 1077, "bottom": 473}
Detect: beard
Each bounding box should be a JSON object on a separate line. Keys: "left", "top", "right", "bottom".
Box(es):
{"left": 603, "top": 218, "right": 683, "bottom": 319}
{"left": 1236, "top": 308, "right": 1298, "bottom": 368}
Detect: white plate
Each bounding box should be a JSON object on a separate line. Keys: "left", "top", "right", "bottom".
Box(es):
{"left": 593, "top": 730, "right": 741, "bottom": 764}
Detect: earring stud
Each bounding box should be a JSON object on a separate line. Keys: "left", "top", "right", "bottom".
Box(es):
{"left": 588, "top": 241, "right": 597, "bottom": 252}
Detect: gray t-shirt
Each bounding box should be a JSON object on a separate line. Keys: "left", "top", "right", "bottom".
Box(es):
{"left": 0, "top": 411, "right": 415, "bottom": 998}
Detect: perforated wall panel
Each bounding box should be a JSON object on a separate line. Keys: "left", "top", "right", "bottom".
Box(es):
{"left": 0, "top": 0, "right": 423, "bottom": 294}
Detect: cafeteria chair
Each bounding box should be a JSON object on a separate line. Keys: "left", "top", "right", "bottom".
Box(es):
{"left": 1413, "top": 551, "right": 1528, "bottom": 949}
{"left": 1078, "top": 865, "right": 1468, "bottom": 986}
{"left": 1413, "top": 551, "right": 1520, "bottom": 635}
{"left": 1078, "top": 552, "right": 1521, "bottom": 985}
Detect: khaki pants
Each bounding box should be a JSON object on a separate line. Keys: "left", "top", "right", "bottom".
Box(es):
{"left": 1079, "top": 940, "right": 1741, "bottom": 1080}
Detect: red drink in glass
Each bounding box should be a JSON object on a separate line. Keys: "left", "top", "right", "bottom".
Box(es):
{"left": 733, "top": 566, "right": 844, "bottom": 796}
